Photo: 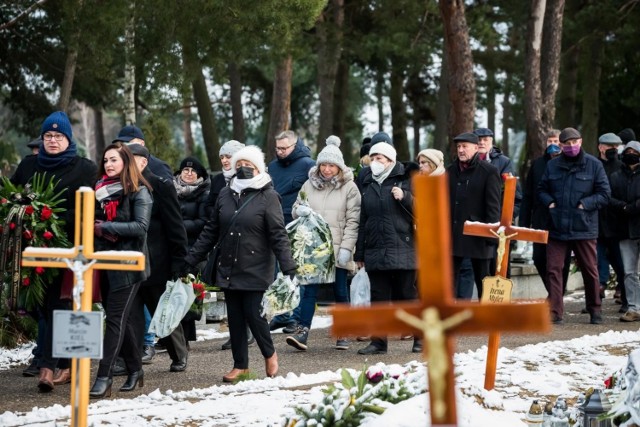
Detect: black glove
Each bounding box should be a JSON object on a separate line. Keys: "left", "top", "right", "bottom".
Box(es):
{"left": 172, "top": 260, "right": 187, "bottom": 280}
{"left": 184, "top": 261, "right": 200, "bottom": 277}
{"left": 284, "top": 270, "right": 297, "bottom": 281}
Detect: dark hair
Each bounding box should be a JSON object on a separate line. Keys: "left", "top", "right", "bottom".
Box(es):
{"left": 98, "top": 142, "right": 152, "bottom": 194}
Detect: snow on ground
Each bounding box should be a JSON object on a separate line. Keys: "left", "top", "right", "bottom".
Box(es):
{"left": 1, "top": 320, "right": 638, "bottom": 427}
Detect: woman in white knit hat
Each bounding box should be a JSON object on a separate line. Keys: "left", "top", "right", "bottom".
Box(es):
{"left": 184, "top": 145, "right": 297, "bottom": 382}
{"left": 285, "top": 136, "right": 362, "bottom": 352}
{"left": 354, "top": 141, "right": 421, "bottom": 355}
{"left": 206, "top": 140, "right": 246, "bottom": 212}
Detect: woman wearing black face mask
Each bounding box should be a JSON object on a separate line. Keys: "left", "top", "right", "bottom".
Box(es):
{"left": 184, "top": 145, "right": 297, "bottom": 382}
{"left": 609, "top": 141, "right": 640, "bottom": 322}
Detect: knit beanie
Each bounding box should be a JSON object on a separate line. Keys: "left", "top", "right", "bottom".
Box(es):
{"left": 316, "top": 135, "right": 347, "bottom": 171}
{"left": 41, "top": 111, "right": 73, "bottom": 142}
{"left": 179, "top": 156, "right": 207, "bottom": 178}
{"left": 369, "top": 142, "right": 397, "bottom": 163}
{"left": 618, "top": 128, "right": 636, "bottom": 144}
{"left": 417, "top": 149, "right": 445, "bottom": 175}
{"left": 370, "top": 131, "right": 393, "bottom": 146}
{"left": 231, "top": 145, "right": 266, "bottom": 174}
{"left": 219, "top": 139, "right": 245, "bottom": 157}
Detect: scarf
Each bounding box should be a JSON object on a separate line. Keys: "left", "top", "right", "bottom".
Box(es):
{"left": 230, "top": 173, "right": 272, "bottom": 193}
{"left": 222, "top": 168, "right": 235, "bottom": 182}
{"left": 372, "top": 163, "right": 394, "bottom": 185}
{"left": 37, "top": 141, "right": 78, "bottom": 171}
{"left": 173, "top": 175, "right": 206, "bottom": 198}
{"left": 95, "top": 175, "right": 124, "bottom": 221}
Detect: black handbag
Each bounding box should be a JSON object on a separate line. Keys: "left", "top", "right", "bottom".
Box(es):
{"left": 203, "top": 192, "right": 258, "bottom": 285}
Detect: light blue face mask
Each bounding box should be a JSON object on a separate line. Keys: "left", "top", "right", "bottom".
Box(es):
{"left": 546, "top": 144, "right": 561, "bottom": 155}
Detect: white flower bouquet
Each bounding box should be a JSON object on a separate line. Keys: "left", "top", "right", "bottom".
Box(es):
{"left": 286, "top": 198, "right": 335, "bottom": 285}
{"left": 260, "top": 273, "right": 300, "bottom": 319}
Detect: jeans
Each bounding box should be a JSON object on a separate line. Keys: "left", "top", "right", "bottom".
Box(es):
{"left": 619, "top": 239, "right": 640, "bottom": 312}
{"left": 333, "top": 268, "right": 349, "bottom": 303}
{"left": 289, "top": 268, "right": 349, "bottom": 328}
{"left": 597, "top": 237, "right": 626, "bottom": 304}
{"left": 143, "top": 305, "right": 154, "bottom": 346}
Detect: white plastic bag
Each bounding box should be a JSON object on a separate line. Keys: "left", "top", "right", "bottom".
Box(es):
{"left": 148, "top": 277, "right": 196, "bottom": 338}
{"left": 350, "top": 268, "right": 370, "bottom": 307}
{"left": 260, "top": 273, "right": 300, "bottom": 319}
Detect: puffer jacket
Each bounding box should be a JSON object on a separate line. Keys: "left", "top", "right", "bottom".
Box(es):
{"left": 96, "top": 187, "right": 153, "bottom": 290}
{"left": 537, "top": 150, "right": 610, "bottom": 241}
{"left": 185, "top": 180, "right": 297, "bottom": 291}
{"left": 354, "top": 162, "right": 415, "bottom": 271}
{"left": 267, "top": 138, "right": 315, "bottom": 222}
{"left": 292, "top": 166, "right": 361, "bottom": 271}
{"left": 609, "top": 164, "right": 640, "bottom": 240}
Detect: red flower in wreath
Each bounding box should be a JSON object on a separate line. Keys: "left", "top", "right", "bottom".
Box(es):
{"left": 25, "top": 206, "right": 34, "bottom": 215}
{"left": 22, "top": 277, "right": 30, "bottom": 287}
{"left": 43, "top": 230, "right": 54, "bottom": 240}
{"left": 10, "top": 222, "right": 16, "bottom": 230}
{"left": 22, "top": 230, "right": 33, "bottom": 240}
{"left": 1, "top": 197, "right": 7, "bottom": 204}
{"left": 40, "top": 206, "right": 53, "bottom": 220}
{"left": 35, "top": 267, "right": 45, "bottom": 275}
{"left": 193, "top": 282, "right": 206, "bottom": 301}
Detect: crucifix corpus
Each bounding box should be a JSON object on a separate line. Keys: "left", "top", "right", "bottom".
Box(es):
{"left": 463, "top": 174, "right": 549, "bottom": 390}
{"left": 22, "top": 188, "right": 145, "bottom": 427}
{"left": 332, "top": 174, "right": 551, "bottom": 426}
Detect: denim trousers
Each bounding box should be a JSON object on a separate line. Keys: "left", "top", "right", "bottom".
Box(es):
{"left": 619, "top": 239, "right": 640, "bottom": 312}
{"left": 143, "top": 305, "right": 154, "bottom": 346}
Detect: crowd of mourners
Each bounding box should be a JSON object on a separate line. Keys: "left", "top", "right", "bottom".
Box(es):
{"left": 8, "top": 110, "right": 638, "bottom": 397}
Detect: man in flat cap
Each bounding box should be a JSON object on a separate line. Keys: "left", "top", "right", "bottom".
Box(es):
{"left": 538, "top": 127, "right": 610, "bottom": 325}
{"left": 447, "top": 132, "right": 501, "bottom": 299}
{"left": 595, "top": 133, "right": 626, "bottom": 312}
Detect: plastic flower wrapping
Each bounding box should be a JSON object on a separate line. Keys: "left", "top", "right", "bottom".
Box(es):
{"left": 286, "top": 198, "right": 335, "bottom": 285}
{"left": 260, "top": 273, "right": 300, "bottom": 319}
{"left": 600, "top": 348, "right": 640, "bottom": 426}
{"left": 0, "top": 174, "right": 70, "bottom": 313}
{"left": 282, "top": 361, "right": 426, "bottom": 427}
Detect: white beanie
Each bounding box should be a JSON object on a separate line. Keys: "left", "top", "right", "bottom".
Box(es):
{"left": 417, "top": 148, "right": 445, "bottom": 175}
{"left": 316, "top": 135, "right": 347, "bottom": 171}
{"left": 369, "top": 142, "right": 397, "bottom": 163}
{"left": 231, "top": 145, "right": 266, "bottom": 174}
{"left": 219, "top": 139, "right": 245, "bottom": 157}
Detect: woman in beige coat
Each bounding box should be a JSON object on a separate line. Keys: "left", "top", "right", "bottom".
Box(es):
{"left": 285, "top": 136, "right": 361, "bottom": 351}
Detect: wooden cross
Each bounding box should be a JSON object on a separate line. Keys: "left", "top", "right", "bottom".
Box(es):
{"left": 463, "top": 175, "right": 549, "bottom": 390}
{"left": 331, "top": 174, "right": 550, "bottom": 426}
{"left": 22, "top": 188, "right": 145, "bottom": 427}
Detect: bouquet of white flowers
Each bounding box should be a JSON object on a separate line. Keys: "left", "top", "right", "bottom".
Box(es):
{"left": 286, "top": 195, "right": 335, "bottom": 285}
{"left": 261, "top": 273, "right": 300, "bottom": 319}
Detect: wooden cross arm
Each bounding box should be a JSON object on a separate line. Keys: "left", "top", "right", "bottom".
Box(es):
{"left": 22, "top": 247, "right": 79, "bottom": 268}
{"left": 463, "top": 222, "right": 548, "bottom": 244}
{"left": 22, "top": 247, "right": 145, "bottom": 271}
{"left": 331, "top": 301, "right": 551, "bottom": 337}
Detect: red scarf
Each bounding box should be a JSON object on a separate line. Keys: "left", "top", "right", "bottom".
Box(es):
{"left": 95, "top": 175, "right": 123, "bottom": 221}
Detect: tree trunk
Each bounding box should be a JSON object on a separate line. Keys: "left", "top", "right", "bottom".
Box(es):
{"left": 183, "top": 103, "right": 194, "bottom": 156}
{"left": 228, "top": 62, "right": 246, "bottom": 143}
{"left": 123, "top": 4, "right": 136, "bottom": 125}
{"left": 580, "top": 34, "right": 603, "bottom": 154}
{"left": 93, "top": 106, "right": 105, "bottom": 163}
{"left": 376, "top": 70, "right": 384, "bottom": 131}
{"left": 434, "top": 50, "right": 450, "bottom": 156}
{"left": 556, "top": 46, "right": 580, "bottom": 127}
{"left": 316, "top": 0, "right": 344, "bottom": 153}
{"left": 523, "top": 0, "right": 547, "bottom": 175}
{"left": 540, "top": 0, "right": 565, "bottom": 132}
{"left": 57, "top": 0, "right": 83, "bottom": 112}
{"left": 266, "top": 55, "right": 293, "bottom": 163}
{"left": 485, "top": 43, "right": 497, "bottom": 137}
{"left": 502, "top": 85, "right": 512, "bottom": 162}
{"left": 439, "top": 0, "right": 476, "bottom": 138}
{"left": 389, "top": 67, "right": 409, "bottom": 161}
{"left": 333, "top": 59, "right": 351, "bottom": 164}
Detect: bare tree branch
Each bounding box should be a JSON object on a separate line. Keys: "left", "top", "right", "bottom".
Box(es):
{"left": 0, "top": 0, "right": 49, "bottom": 32}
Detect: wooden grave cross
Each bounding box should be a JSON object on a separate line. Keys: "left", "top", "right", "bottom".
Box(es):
{"left": 22, "top": 188, "right": 145, "bottom": 427}
{"left": 331, "top": 174, "right": 550, "bottom": 426}
{"left": 463, "top": 175, "right": 549, "bottom": 390}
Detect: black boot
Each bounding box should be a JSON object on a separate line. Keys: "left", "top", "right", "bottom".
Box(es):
{"left": 89, "top": 377, "right": 112, "bottom": 399}
{"left": 120, "top": 369, "right": 144, "bottom": 392}
{"left": 221, "top": 326, "right": 255, "bottom": 350}
{"left": 412, "top": 338, "right": 423, "bottom": 353}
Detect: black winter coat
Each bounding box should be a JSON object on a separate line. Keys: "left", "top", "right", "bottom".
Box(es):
{"left": 484, "top": 147, "right": 522, "bottom": 218}
{"left": 204, "top": 172, "right": 227, "bottom": 218}
{"left": 447, "top": 154, "right": 501, "bottom": 259}
{"left": 519, "top": 153, "right": 552, "bottom": 230}
{"left": 354, "top": 162, "right": 416, "bottom": 271}
{"left": 537, "top": 151, "right": 610, "bottom": 241}
{"left": 96, "top": 187, "right": 153, "bottom": 290}
{"left": 597, "top": 156, "right": 624, "bottom": 239}
{"left": 185, "top": 181, "right": 297, "bottom": 291}
{"left": 142, "top": 170, "right": 188, "bottom": 287}
{"left": 609, "top": 165, "right": 640, "bottom": 239}
{"left": 11, "top": 155, "right": 97, "bottom": 241}
{"left": 175, "top": 178, "right": 210, "bottom": 247}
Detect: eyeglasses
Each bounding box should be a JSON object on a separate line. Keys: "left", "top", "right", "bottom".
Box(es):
{"left": 43, "top": 133, "right": 65, "bottom": 142}
{"left": 182, "top": 167, "right": 196, "bottom": 174}
{"left": 275, "top": 143, "right": 295, "bottom": 153}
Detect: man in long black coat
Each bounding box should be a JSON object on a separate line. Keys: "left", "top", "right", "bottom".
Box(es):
{"left": 128, "top": 143, "right": 190, "bottom": 372}
{"left": 447, "top": 132, "right": 501, "bottom": 299}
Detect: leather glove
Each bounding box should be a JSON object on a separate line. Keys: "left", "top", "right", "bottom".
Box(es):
{"left": 337, "top": 248, "right": 351, "bottom": 266}
{"left": 94, "top": 220, "right": 104, "bottom": 238}
{"left": 296, "top": 205, "right": 312, "bottom": 217}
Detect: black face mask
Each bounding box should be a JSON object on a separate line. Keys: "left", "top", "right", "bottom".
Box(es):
{"left": 235, "top": 166, "right": 255, "bottom": 179}
{"left": 622, "top": 153, "right": 640, "bottom": 166}
{"left": 605, "top": 148, "right": 618, "bottom": 161}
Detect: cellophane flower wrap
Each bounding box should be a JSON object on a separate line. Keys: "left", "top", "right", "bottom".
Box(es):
{"left": 286, "top": 194, "right": 335, "bottom": 285}
{"left": 0, "top": 174, "right": 70, "bottom": 313}
{"left": 260, "top": 273, "right": 300, "bottom": 319}
{"left": 184, "top": 274, "right": 206, "bottom": 321}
